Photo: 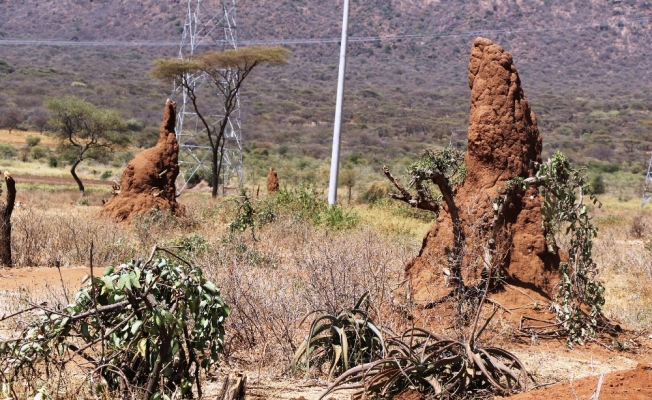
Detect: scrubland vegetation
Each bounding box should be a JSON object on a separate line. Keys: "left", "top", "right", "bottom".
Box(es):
{"left": 0, "top": 166, "right": 649, "bottom": 398}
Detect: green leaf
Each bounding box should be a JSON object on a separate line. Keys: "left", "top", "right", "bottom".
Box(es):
{"left": 203, "top": 281, "right": 218, "bottom": 295}
{"left": 131, "top": 320, "right": 143, "bottom": 334}
{"left": 103, "top": 265, "right": 115, "bottom": 276}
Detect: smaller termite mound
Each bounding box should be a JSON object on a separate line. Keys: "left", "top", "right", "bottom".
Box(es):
{"left": 102, "top": 100, "right": 184, "bottom": 222}
{"left": 266, "top": 168, "right": 279, "bottom": 193}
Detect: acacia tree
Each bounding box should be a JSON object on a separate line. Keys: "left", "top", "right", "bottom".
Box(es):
{"left": 46, "top": 97, "right": 128, "bottom": 198}
{"left": 151, "top": 46, "right": 291, "bottom": 197}
{"left": 0, "top": 108, "right": 25, "bottom": 134}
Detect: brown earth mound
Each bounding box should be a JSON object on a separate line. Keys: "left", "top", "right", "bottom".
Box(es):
{"left": 406, "top": 38, "right": 561, "bottom": 302}
{"left": 504, "top": 362, "right": 652, "bottom": 400}
{"left": 267, "top": 168, "right": 279, "bottom": 193}
{"left": 102, "top": 99, "right": 184, "bottom": 222}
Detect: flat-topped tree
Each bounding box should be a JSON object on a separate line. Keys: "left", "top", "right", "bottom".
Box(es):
{"left": 46, "top": 97, "right": 129, "bottom": 198}
{"left": 151, "top": 46, "right": 291, "bottom": 198}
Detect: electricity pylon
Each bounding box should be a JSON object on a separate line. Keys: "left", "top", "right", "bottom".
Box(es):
{"left": 641, "top": 153, "right": 652, "bottom": 207}
{"left": 173, "top": 0, "right": 243, "bottom": 194}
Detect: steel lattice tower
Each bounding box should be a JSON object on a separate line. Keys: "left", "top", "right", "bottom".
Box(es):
{"left": 173, "top": 0, "right": 242, "bottom": 194}
{"left": 642, "top": 153, "right": 652, "bottom": 207}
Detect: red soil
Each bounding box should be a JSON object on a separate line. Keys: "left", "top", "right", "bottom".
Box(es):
{"left": 505, "top": 362, "right": 652, "bottom": 400}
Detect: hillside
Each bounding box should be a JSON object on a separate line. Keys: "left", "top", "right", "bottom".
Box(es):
{"left": 1, "top": 0, "right": 651, "bottom": 186}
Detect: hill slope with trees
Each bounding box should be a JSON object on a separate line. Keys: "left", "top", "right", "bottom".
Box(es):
{"left": 0, "top": 0, "right": 651, "bottom": 185}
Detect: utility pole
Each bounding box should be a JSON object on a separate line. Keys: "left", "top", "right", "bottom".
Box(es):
{"left": 327, "top": 0, "right": 350, "bottom": 205}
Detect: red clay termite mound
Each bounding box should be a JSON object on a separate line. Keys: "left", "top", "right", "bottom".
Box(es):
{"left": 102, "top": 99, "right": 184, "bottom": 222}
{"left": 406, "top": 38, "right": 561, "bottom": 302}
{"left": 266, "top": 167, "right": 279, "bottom": 193}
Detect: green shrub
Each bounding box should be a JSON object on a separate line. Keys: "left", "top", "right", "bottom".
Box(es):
{"left": 360, "top": 181, "right": 390, "bottom": 203}
{"left": 0, "top": 143, "right": 16, "bottom": 159}
{"left": 25, "top": 134, "right": 41, "bottom": 147}
{"left": 126, "top": 118, "right": 144, "bottom": 132}
{"left": 30, "top": 145, "right": 47, "bottom": 159}
{"left": 0, "top": 253, "right": 229, "bottom": 398}
{"left": 590, "top": 174, "right": 605, "bottom": 194}
{"left": 100, "top": 170, "right": 113, "bottom": 180}
{"left": 48, "top": 155, "right": 58, "bottom": 168}
{"left": 315, "top": 204, "right": 359, "bottom": 230}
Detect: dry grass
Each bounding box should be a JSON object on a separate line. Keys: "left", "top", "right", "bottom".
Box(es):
{"left": 0, "top": 186, "right": 651, "bottom": 398}
{"left": 593, "top": 210, "right": 652, "bottom": 329}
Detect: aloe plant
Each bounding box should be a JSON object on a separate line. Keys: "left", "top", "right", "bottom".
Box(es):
{"left": 319, "top": 328, "right": 529, "bottom": 399}
{"left": 291, "top": 293, "right": 386, "bottom": 378}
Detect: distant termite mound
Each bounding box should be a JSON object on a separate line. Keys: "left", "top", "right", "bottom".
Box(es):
{"left": 406, "top": 38, "right": 561, "bottom": 302}
{"left": 266, "top": 167, "right": 279, "bottom": 193}
{"left": 102, "top": 99, "right": 183, "bottom": 222}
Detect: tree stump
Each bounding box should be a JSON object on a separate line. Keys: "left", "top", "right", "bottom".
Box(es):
{"left": 0, "top": 171, "right": 16, "bottom": 267}
{"left": 219, "top": 371, "right": 247, "bottom": 400}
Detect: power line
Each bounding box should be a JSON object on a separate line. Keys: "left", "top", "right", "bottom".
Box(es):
{"left": 0, "top": 16, "right": 649, "bottom": 48}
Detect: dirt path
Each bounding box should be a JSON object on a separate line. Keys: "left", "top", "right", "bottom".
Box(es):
{"left": 0, "top": 266, "right": 93, "bottom": 291}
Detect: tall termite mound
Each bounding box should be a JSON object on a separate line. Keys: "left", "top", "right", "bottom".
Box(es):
{"left": 102, "top": 99, "right": 184, "bottom": 222}
{"left": 266, "top": 168, "right": 279, "bottom": 193}
{"left": 407, "top": 38, "right": 561, "bottom": 302}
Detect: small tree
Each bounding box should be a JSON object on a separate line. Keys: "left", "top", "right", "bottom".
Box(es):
{"left": 339, "top": 169, "right": 356, "bottom": 204}
{"left": 151, "top": 46, "right": 291, "bottom": 197}
{"left": 46, "top": 97, "right": 128, "bottom": 197}
{"left": 0, "top": 108, "right": 25, "bottom": 134}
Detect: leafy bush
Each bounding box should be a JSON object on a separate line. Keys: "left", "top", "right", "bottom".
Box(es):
{"left": 25, "top": 134, "right": 41, "bottom": 147}
{"left": 590, "top": 174, "right": 606, "bottom": 194}
{"left": 360, "top": 181, "right": 389, "bottom": 204}
{"left": 48, "top": 155, "right": 58, "bottom": 167}
{"left": 0, "top": 143, "right": 16, "bottom": 159}
{"left": 537, "top": 151, "right": 605, "bottom": 345}
{"left": 30, "top": 145, "right": 47, "bottom": 159}
{"left": 126, "top": 118, "right": 144, "bottom": 132}
{"left": 100, "top": 170, "right": 113, "bottom": 180}
{"left": 0, "top": 250, "right": 229, "bottom": 398}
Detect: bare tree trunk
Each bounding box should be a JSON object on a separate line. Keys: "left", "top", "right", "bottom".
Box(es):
{"left": 70, "top": 159, "right": 85, "bottom": 198}
{"left": 219, "top": 372, "right": 247, "bottom": 400}
{"left": 0, "top": 172, "right": 16, "bottom": 267}
{"left": 211, "top": 146, "right": 219, "bottom": 198}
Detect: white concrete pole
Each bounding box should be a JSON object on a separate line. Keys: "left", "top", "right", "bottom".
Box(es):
{"left": 327, "top": 0, "right": 350, "bottom": 205}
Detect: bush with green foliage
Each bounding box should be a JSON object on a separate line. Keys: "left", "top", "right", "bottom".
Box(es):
{"left": 0, "top": 143, "right": 16, "bottom": 159}
{"left": 29, "top": 145, "right": 47, "bottom": 160}
{"left": 590, "top": 174, "right": 606, "bottom": 194}
{"left": 384, "top": 146, "right": 606, "bottom": 346}
{"left": 25, "top": 134, "right": 41, "bottom": 147}
{"left": 0, "top": 249, "right": 229, "bottom": 398}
